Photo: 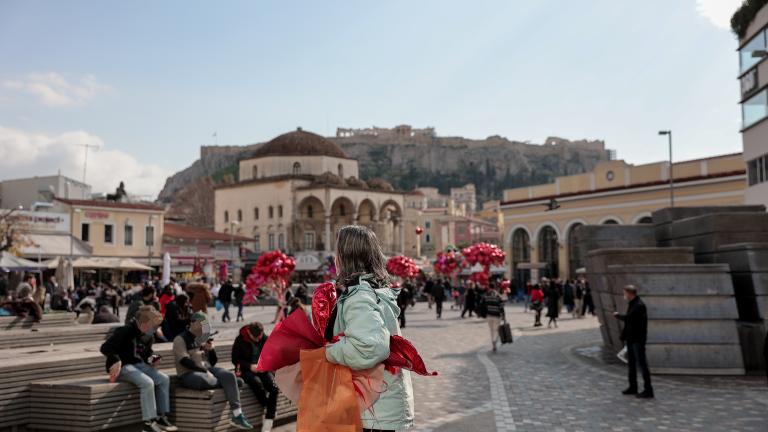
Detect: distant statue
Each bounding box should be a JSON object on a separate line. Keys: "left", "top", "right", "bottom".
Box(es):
{"left": 106, "top": 182, "right": 128, "bottom": 202}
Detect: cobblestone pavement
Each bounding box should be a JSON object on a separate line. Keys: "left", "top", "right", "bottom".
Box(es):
{"left": 271, "top": 302, "right": 768, "bottom": 432}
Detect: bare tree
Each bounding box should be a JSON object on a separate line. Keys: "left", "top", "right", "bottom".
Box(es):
{"left": 167, "top": 176, "right": 216, "bottom": 228}
{"left": 0, "top": 208, "right": 30, "bottom": 253}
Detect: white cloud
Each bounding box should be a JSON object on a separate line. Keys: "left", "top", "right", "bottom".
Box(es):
{"left": 696, "top": 0, "right": 743, "bottom": 29}
{"left": 0, "top": 126, "right": 170, "bottom": 198}
{"left": 2, "top": 72, "right": 108, "bottom": 107}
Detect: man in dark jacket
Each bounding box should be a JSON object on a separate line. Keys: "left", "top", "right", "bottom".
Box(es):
{"left": 232, "top": 322, "right": 278, "bottom": 431}
{"left": 433, "top": 279, "right": 447, "bottom": 319}
{"left": 461, "top": 285, "right": 476, "bottom": 319}
{"left": 614, "top": 285, "right": 654, "bottom": 399}
{"left": 218, "top": 278, "right": 234, "bottom": 322}
{"left": 173, "top": 312, "right": 252, "bottom": 430}
{"left": 100, "top": 306, "right": 177, "bottom": 432}
{"left": 125, "top": 286, "right": 161, "bottom": 324}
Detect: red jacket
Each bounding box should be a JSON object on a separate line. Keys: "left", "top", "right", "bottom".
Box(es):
{"left": 530, "top": 289, "right": 544, "bottom": 303}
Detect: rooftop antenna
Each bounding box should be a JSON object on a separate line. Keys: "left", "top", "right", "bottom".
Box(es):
{"left": 76, "top": 143, "right": 99, "bottom": 184}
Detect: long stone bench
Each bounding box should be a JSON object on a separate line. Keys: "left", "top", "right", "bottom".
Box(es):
{"left": 0, "top": 312, "right": 76, "bottom": 330}
{"left": 0, "top": 323, "right": 122, "bottom": 349}
{"left": 28, "top": 374, "right": 296, "bottom": 431}
{"left": 0, "top": 339, "right": 234, "bottom": 431}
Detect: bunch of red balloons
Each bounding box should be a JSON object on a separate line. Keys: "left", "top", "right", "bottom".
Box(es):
{"left": 386, "top": 255, "right": 420, "bottom": 279}
{"left": 433, "top": 250, "right": 460, "bottom": 275}
{"left": 461, "top": 242, "right": 506, "bottom": 269}
{"left": 469, "top": 271, "right": 489, "bottom": 287}
{"left": 244, "top": 250, "right": 296, "bottom": 305}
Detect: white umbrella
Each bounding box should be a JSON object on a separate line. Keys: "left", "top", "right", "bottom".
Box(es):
{"left": 161, "top": 252, "right": 171, "bottom": 286}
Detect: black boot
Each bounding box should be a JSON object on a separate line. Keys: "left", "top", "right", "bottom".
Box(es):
{"left": 622, "top": 387, "right": 638, "bottom": 395}
{"left": 636, "top": 389, "right": 654, "bottom": 399}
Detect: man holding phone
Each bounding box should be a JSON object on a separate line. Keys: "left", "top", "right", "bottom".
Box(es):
{"left": 100, "top": 305, "right": 177, "bottom": 432}
{"left": 173, "top": 312, "right": 253, "bottom": 430}
{"left": 613, "top": 285, "right": 654, "bottom": 399}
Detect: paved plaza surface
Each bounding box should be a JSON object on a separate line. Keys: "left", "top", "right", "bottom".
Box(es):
{"left": 271, "top": 301, "right": 768, "bottom": 432}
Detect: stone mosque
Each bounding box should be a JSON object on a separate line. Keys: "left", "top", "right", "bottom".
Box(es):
{"left": 214, "top": 128, "right": 406, "bottom": 265}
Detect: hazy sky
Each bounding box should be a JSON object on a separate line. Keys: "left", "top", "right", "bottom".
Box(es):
{"left": 0, "top": 0, "right": 745, "bottom": 197}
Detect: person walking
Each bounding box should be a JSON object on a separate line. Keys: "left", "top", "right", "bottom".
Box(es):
{"left": 100, "top": 306, "right": 178, "bottom": 432}
{"left": 582, "top": 281, "right": 595, "bottom": 316}
{"left": 563, "top": 280, "right": 575, "bottom": 314}
{"left": 530, "top": 284, "right": 544, "bottom": 327}
{"left": 234, "top": 283, "right": 246, "bottom": 322}
{"left": 174, "top": 312, "right": 253, "bottom": 429}
{"left": 573, "top": 280, "right": 584, "bottom": 318}
{"left": 324, "top": 225, "right": 415, "bottom": 431}
{"left": 461, "top": 284, "right": 476, "bottom": 319}
{"left": 433, "top": 278, "right": 446, "bottom": 319}
{"left": 613, "top": 285, "right": 654, "bottom": 399}
{"left": 424, "top": 278, "right": 434, "bottom": 310}
{"left": 232, "top": 322, "right": 278, "bottom": 432}
{"left": 545, "top": 281, "right": 559, "bottom": 328}
{"left": 218, "top": 278, "right": 234, "bottom": 323}
{"left": 482, "top": 287, "right": 506, "bottom": 352}
{"left": 397, "top": 282, "right": 412, "bottom": 328}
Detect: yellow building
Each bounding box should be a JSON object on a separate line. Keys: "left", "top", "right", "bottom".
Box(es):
{"left": 53, "top": 198, "right": 165, "bottom": 263}
{"left": 500, "top": 153, "right": 746, "bottom": 284}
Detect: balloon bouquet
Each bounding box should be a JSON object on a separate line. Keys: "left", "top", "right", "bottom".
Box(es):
{"left": 244, "top": 250, "right": 295, "bottom": 323}
{"left": 461, "top": 242, "right": 506, "bottom": 288}
{"left": 386, "top": 255, "right": 420, "bottom": 288}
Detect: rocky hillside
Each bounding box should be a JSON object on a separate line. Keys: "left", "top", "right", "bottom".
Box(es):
{"left": 158, "top": 128, "right": 610, "bottom": 207}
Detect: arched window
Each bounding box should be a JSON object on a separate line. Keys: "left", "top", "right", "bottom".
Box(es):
{"left": 307, "top": 205, "right": 314, "bottom": 219}
{"left": 567, "top": 223, "right": 584, "bottom": 278}
{"left": 511, "top": 229, "right": 531, "bottom": 291}
{"left": 538, "top": 226, "right": 559, "bottom": 279}
{"left": 338, "top": 163, "right": 344, "bottom": 178}
{"left": 269, "top": 206, "right": 274, "bottom": 219}
{"left": 278, "top": 233, "right": 285, "bottom": 250}
{"left": 278, "top": 205, "right": 283, "bottom": 218}
{"left": 339, "top": 204, "right": 345, "bottom": 216}
{"left": 224, "top": 210, "right": 229, "bottom": 223}
{"left": 254, "top": 207, "right": 259, "bottom": 220}
{"left": 603, "top": 219, "right": 619, "bottom": 225}
{"left": 237, "top": 209, "right": 242, "bottom": 222}
{"left": 252, "top": 165, "right": 258, "bottom": 179}
{"left": 293, "top": 162, "right": 301, "bottom": 175}
{"left": 638, "top": 216, "right": 653, "bottom": 224}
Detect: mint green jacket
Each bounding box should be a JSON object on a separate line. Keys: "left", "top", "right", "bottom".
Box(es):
{"left": 325, "top": 275, "right": 415, "bottom": 430}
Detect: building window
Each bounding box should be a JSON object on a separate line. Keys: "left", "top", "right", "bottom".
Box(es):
{"left": 338, "top": 163, "right": 344, "bottom": 178}
{"left": 748, "top": 153, "right": 768, "bottom": 186}
{"left": 740, "top": 29, "right": 767, "bottom": 74}
{"left": 81, "top": 223, "right": 90, "bottom": 242}
{"left": 104, "top": 224, "right": 114, "bottom": 244}
{"left": 124, "top": 224, "right": 133, "bottom": 246}
{"left": 293, "top": 162, "right": 301, "bottom": 175}
{"left": 307, "top": 205, "right": 314, "bottom": 219}
{"left": 268, "top": 233, "right": 275, "bottom": 250}
{"left": 278, "top": 205, "right": 283, "bottom": 218}
{"left": 252, "top": 165, "right": 258, "bottom": 179}
{"left": 278, "top": 233, "right": 285, "bottom": 250}
{"left": 145, "top": 225, "right": 155, "bottom": 246}
{"left": 254, "top": 235, "right": 261, "bottom": 254}
{"left": 269, "top": 206, "right": 274, "bottom": 219}
{"left": 743, "top": 88, "right": 768, "bottom": 128}
{"left": 224, "top": 210, "right": 229, "bottom": 223}
{"left": 425, "top": 221, "right": 431, "bottom": 229}
{"left": 237, "top": 209, "right": 243, "bottom": 222}
{"left": 304, "top": 232, "right": 316, "bottom": 250}
{"left": 339, "top": 204, "right": 345, "bottom": 216}
{"left": 425, "top": 234, "right": 431, "bottom": 243}
{"left": 254, "top": 207, "right": 259, "bottom": 220}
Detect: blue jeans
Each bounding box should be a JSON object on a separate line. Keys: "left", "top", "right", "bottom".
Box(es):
{"left": 178, "top": 367, "right": 241, "bottom": 410}
{"left": 118, "top": 363, "right": 171, "bottom": 421}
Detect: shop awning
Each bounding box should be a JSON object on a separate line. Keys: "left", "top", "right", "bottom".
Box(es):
{"left": 20, "top": 233, "right": 91, "bottom": 259}
{"left": 0, "top": 252, "right": 46, "bottom": 271}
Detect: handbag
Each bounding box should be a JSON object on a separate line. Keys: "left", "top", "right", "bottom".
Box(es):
{"left": 498, "top": 320, "right": 513, "bottom": 344}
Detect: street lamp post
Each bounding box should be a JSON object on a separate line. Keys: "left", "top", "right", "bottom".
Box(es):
{"left": 230, "top": 221, "right": 239, "bottom": 280}
{"left": 658, "top": 130, "right": 674, "bottom": 207}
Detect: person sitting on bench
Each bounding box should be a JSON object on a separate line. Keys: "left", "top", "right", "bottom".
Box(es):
{"left": 173, "top": 312, "right": 253, "bottom": 430}
{"left": 100, "top": 305, "right": 178, "bottom": 432}
{"left": 232, "top": 322, "right": 278, "bottom": 432}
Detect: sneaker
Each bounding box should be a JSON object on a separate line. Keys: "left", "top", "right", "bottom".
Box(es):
{"left": 621, "top": 387, "right": 638, "bottom": 395}
{"left": 230, "top": 414, "right": 254, "bottom": 430}
{"left": 636, "top": 390, "right": 655, "bottom": 399}
{"left": 142, "top": 421, "right": 164, "bottom": 432}
{"left": 261, "top": 419, "right": 274, "bottom": 432}
{"left": 155, "top": 416, "right": 178, "bottom": 431}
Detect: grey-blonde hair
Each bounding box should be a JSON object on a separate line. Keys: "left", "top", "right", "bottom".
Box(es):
{"left": 335, "top": 225, "right": 390, "bottom": 289}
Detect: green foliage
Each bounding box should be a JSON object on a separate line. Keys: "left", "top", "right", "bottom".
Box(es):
{"left": 732, "top": 0, "right": 767, "bottom": 38}
{"left": 211, "top": 164, "right": 238, "bottom": 183}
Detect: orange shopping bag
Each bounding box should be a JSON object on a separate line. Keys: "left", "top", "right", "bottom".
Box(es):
{"left": 297, "top": 347, "right": 362, "bottom": 432}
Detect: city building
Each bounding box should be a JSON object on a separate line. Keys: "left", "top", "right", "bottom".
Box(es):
{"left": 0, "top": 174, "right": 91, "bottom": 210}
{"left": 53, "top": 198, "right": 165, "bottom": 266}
{"left": 12, "top": 209, "right": 92, "bottom": 261}
{"left": 737, "top": 3, "right": 768, "bottom": 207}
{"left": 214, "top": 128, "right": 407, "bottom": 261}
{"left": 162, "top": 222, "right": 252, "bottom": 277}
{"left": 500, "top": 153, "right": 746, "bottom": 284}
{"left": 450, "top": 184, "right": 477, "bottom": 213}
